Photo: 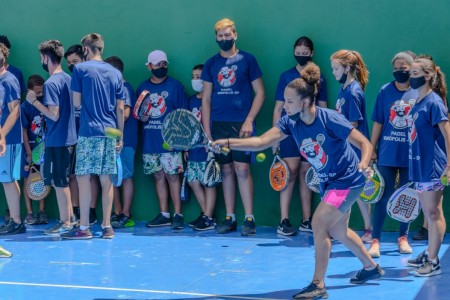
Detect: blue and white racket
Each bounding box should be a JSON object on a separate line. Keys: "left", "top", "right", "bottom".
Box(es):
{"left": 111, "top": 155, "right": 123, "bottom": 187}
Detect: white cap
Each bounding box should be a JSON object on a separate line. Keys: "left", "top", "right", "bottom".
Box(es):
{"left": 146, "top": 50, "right": 169, "bottom": 65}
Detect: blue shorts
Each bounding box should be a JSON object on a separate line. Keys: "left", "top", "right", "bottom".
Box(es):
{"left": 0, "top": 144, "right": 22, "bottom": 183}
{"left": 120, "top": 147, "right": 135, "bottom": 179}
{"left": 279, "top": 135, "right": 307, "bottom": 162}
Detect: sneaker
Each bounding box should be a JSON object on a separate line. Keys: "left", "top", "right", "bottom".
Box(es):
{"left": 110, "top": 212, "right": 120, "bottom": 223}
{"left": 398, "top": 236, "right": 413, "bottom": 254}
{"left": 350, "top": 264, "right": 385, "bottom": 284}
{"left": 38, "top": 210, "right": 49, "bottom": 224}
{"left": 58, "top": 223, "right": 73, "bottom": 235}
{"left": 216, "top": 216, "right": 237, "bottom": 234}
{"left": 101, "top": 227, "right": 115, "bottom": 239}
{"left": 368, "top": 239, "right": 381, "bottom": 258}
{"left": 112, "top": 214, "right": 135, "bottom": 229}
{"left": 0, "top": 219, "right": 26, "bottom": 235}
{"left": 193, "top": 215, "right": 215, "bottom": 231}
{"left": 89, "top": 208, "right": 97, "bottom": 225}
{"left": 241, "top": 217, "right": 256, "bottom": 236}
{"left": 44, "top": 221, "right": 64, "bottom": 235}
{"left": 415, "top": 258, "right": 442, "bottom": 277}
{"left": 188, "top": 212, "right": 204, "bottom": 228}
{"left": 277, "top": 219, "right": 297, "bottom": 236}
{"left": 412, "top": 227, "right": 428, "bottom": 241}
{"left": 25, "top": 212, "right": 38, "bottom": 225}
{"left": 172, "top": 214, "right": 184, "bottom": 230}
{"left": 408, "top": 250, "right": 428, "bottom": 267}
{"left": 361, "top": 229, "right": 372, "bottom": 243}
{"left": 146, "top": 213, "right": 172, "bottom": 227}
{"left": 60, "top": 227, "right": 93, "bottom": 240}
{"left": 0, "top": 246, "right": 12, "bottom": 258}
{"left": 298, "top": 219, "right": 312, "bottom": 233}
{"left": 292, "top": 282, "right": 328, "bottom": 299}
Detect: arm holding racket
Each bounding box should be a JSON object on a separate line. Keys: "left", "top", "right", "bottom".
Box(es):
{"left": 347, "top": 128, "right": 373, "bottom": 178}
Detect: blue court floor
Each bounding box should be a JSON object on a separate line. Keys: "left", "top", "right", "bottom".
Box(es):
{"left": 0, "top": 221, "right": 448, "bottom": 300}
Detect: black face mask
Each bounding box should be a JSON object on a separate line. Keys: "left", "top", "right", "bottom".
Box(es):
{"left": 410, "top": 76, "right": 426, "bottom": 89}
{"left": 295, "top": 55, "right": 312, "bottom": 67}
{"left": 152, "top": 67, "right": 168, "bottom": 79}
{"left": 393, "top": 70, "right": 410, "bottom": 83}
{"left": 42, "top": 62, "right": 49, "bottom": 73}
{"left": 288, "top": 112, "right": 301, "bottom": 121}
{"left": 216, "top": 39, "right": 235, "bottom": 51}
{"left": 68, "top": 65, "right": 74, "bottom": 73}
{"left": 338, "top": 72, "right": 348, "bottom": 84}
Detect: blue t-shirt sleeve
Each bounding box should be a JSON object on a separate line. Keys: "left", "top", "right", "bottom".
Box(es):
{"left": 70, "top": 67, "right": 82, "bottom": 93}
{"left": 201, "top": 57, "right": 214, "bottom": 83}
{"left": 3, "top": 80, "right": 20, "bottom": 103}
{"left": 371, "top": 89, "right": 385, "bottom": 123}
{"left": 347, "top": 87, "right": 364, "bottom": 122}
{"left": 116, "top": 79, "right": 125, "bottom": 101}
{"left": 123, "top": 87, "right": 132, "bottom": 107}
{"left": 177, "top": 84, "right": 188, "bottom": 110}
{"left": 43, "top": 82, "right": 60, "bottom": 106}
{"left": 276, "top": 115, "right": 292, "bottom": 136}
{"left": 431, "top": 99, "right": 449, "bottom": 126}
{"left": 247, "top": 53, "right": 263, "bottom": 82}
{"left": 318, "top": 75, "right": 327, "bottom": 103}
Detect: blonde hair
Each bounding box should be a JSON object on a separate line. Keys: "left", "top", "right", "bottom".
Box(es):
{"left": 331, "top": 50, "right": 369, "bottom": 90}
{"left": 214, "top": 18, "right": 236, "bottom": 33}
{"left": 81, "top": 33, "right": 104, "bottom": 55}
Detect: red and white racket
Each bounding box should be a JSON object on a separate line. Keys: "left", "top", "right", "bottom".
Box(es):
{"left": 387, "top": 182, "right": 421, "bottom": 223}
{"left": 133, "top": 90, "right": 152, "bottom": 120}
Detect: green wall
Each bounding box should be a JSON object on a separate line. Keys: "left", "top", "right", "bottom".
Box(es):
{"left": 1, "top": 0, "right": 450, "bottom": 230}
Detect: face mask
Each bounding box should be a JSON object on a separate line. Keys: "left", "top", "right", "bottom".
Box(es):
{"left": 288, "top": 112, "right": 300, "bottom": 121}
{"left": 410, "top": 76, "right": 426, "bottom": 89}
{"left": 393, "top": 70, "right": 410, "bottom": 83}
{"left": 152, "top": 67, "right": 168, "bottom": 79}
{"left": 191, "top": 79, "right": 203, "bottom": 92}
{"left": 295, "top": 55, "right": 312, "bottom": 67}
{"left": 338, "top": 72, "right": 348, "bottom": 84}
{"left": 42, "top": 62, "right": 49, "bottom": 73}
{"left": 68, "top": 65, "right": 74, "bottom": 73}
{"left": 216, "top": 39, "right": 235, "bottom": 51}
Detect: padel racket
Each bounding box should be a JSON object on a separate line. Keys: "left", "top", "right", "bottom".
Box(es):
{"left": 105, "top": 127, "right": 123, "bottom": 140}
{"left": 305, "top": 167, "right": 320, "bottom": 193}
{"left": 181, "top": 170, "right": 191, "bottom": 201}
{"left": 269, "top": 152, "right": 290, "bottom": 192}
{"left": 161, "top": 109, "right": 230, "bottom": 155}
{"left": 27, "top": 165, "right": 50, "bottom": 201}
{"left": 111, "top": 155, "right": 123, "bottom": 187}
{"left": 201, "top": 153, "right": 222, "bottom": 188}
{"left": 32, "top": 137, "right": 44, "bottom": 165}
{"left": 359, "top": 163, "right": 385, "bottom": 204}
{"left": 387, "top": 182, "right": 421, "bottom": 223}
{"left": 133, "top": 90, "right": 152, "bottom": 120}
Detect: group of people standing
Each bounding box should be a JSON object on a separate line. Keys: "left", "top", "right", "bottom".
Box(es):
{"left": 0, "top": 17, "right": 448, "bottom": 299}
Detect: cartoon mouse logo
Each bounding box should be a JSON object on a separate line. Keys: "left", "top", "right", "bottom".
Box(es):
{"left": 191, "top": 107, "right": 201, "bottom": 122}
{"left": 389, "top": 100, "right": 411, "bottom": 129}
{"left": 299, "top": 135, "right": 327, "bottom": 170}
{"left": 31, "top": 115, "right": 43, "bottom": 136}
{"left": 217, "top": 65, "right": 237, "bottom": 88}
{"left": 149, "top": 91, "right": 168, "bottom": 118}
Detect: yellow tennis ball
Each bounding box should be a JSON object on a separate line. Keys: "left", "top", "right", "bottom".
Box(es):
{"left": 162, "top": 142, "right": 170, "bottom": 150}
{"left": 256, "top": 153, "right": 266, "bottom": 163}
{"left": 441, "top": 176, "right": 448, "bottom": 186}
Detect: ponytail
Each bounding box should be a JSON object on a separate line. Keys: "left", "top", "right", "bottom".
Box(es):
{"left": 414, "top": 58, "right": 448, "bottom": 107}
{"left": 331, "top": 50, "right": 369, "bottom": 90}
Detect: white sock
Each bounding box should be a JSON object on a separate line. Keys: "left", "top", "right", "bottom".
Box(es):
{"left": 161, "top": 212, "right": 170, "bottom": 218}
{"left": 101, "top": 225, "right": 111, "bottom": 229}
{"left": 174, "top": 213, "right": 183, "bottom": 217}
{"left": 429, "top": 257, "right": 438, "bottom": 264}
{"left": 80, "top": 225, "right": 89, "bottom": 231}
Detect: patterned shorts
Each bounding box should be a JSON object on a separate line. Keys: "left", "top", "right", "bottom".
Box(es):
{"left": 187, "top": 161, "right": 207, "bottom": 182}
{"left": 415, "top": 180, "right": 445, "bottom": 192}
{"left": 75, "top": 137, "right": 116, "bottom": 176}
{"left": 143, "top": 152, "right": 183, "bottom": 175}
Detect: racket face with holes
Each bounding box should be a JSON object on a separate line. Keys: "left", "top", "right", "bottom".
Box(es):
{"left": 161, "top": 109, "right": 208, "bottom": 151}
{"left": 201, "top": 157, "right": 222, "bottom": 188}
{"left": 269, "top": 155, "right": 290, "bottom": 191}
{"left": 133, "top": 90, "right": 152, "bottom": 119}
{"left": 359, "top": 164, "right": 385, "bottom": 204}
{"left": 305, "top": 167, "right": 320, "bottom": 193}
{"left": 27, "top": 166, "right": 50, "bottom": 200}
{"left": 387, "top": 182, "right": 421, "bottom": 223}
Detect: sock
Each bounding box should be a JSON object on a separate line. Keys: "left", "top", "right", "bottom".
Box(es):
{"left": 161, "top": 212, "right": 170, "bottom": 218}
{"left": 244, "top": 214, "right": 254, "bottom": 221}
{"left": 226, "top": 213, "right": 236, "bottom": 221}
{"left": 425, "top": 249, "right": 430, "bottom": 256}
{"left": 174, "top": 213, "right": 183, "bottom": 217}
{"left": 101, "top": 225, "right": 111, "bottom": 229}
{"left": 80, "top": 225, "right": 89, "bottom": 231}
{"left": 429, "top": 257, "right": 438, "bottom": 264}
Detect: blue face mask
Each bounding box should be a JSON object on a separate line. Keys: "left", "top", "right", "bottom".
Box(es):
{"left": 409, "top": 76, "right": 426, "bottom": 89}
{"left": 216, "top": 39, "right": 235, "bottom": 51}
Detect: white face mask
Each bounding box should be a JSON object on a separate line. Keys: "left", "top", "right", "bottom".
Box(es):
{"left": 191, "top": 79, "right": 203, "bottom": 92}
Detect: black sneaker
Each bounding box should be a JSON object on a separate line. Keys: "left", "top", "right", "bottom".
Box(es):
{"left": 412, "top": 227, "right": 428, "bottom": 241}
{"left": 292, "top": 282, "right": 328, "bottom": 299}
{"left": 216, "top": 216, "right": 237, "bottom": 234}
{"left": 188, "top": 212, "right": 204, "bottom": 227}
{"left": 277, "top": 218, "right": 297, "bottom": 236}
{"left": 299, "top": 219, "right": 313, "bottom": 233}
{"left": 146, "top": 213, "right": 172, "bottom": 227}
{"left": 408, "top": 250, "right": 428, "bottom": 267}
{"left": 415, "top": 258, "right": 442, "bottom": 277}
{"left": 0, "top": 219, "right": 26, "bottom": 235}
{"left": 172, "top": 214, "right": 184, "bottom": 230}
{"left": 350, "top": 264, "right": 385, "bottom": 284}
{"left": 241, "top": 217, "right": 256, "bottom": 236}
{"left": 110, "top": 212, "right": 120, "bottom": 223}
{"left": 112, "top": 214, "right": 135, "bottom": 229}
{"left": 194, "top": 215, "right": 215, "bottom": 231}
{"left": 89, "top": 208, "right": 97, "bottom": 225}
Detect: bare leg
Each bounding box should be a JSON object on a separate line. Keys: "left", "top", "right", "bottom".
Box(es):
{"left": 23, "top": 178, "right": 33, "bottom": 213}
{"left": 299, "top": 161, "right": 313, "bottom": 221}
{"left": 69, "top": 175, "right": 79, "bottom": 207}
{"left": 357, "top": 200, "right": 372, "bottom": 231}
{"left": 420, "top": 190, "right": 446, "bottom": 259}
{"left": 76, "top": 174, "right": 91, "bottom": 227}
{"left": 189, "top": 181, "right": 206, "bottom": 213}
{"left": 121, "top": 178, "right": 134, "bottom": 216}
{"left": 166, "top": 173, "right": 182, "bottom": 214}
{"left": 234, "top": 162, "right": 253, "bottom": 215}
{"left": 90, "top": 175, "right": 99, "bottom": 208}
{"left": 205, "top": 187, "right": 217, "bottom": 218}
{"left": 3, "top": 182, "right": 21, "bottom": 224}
{"left": 279, "top": 157, "right": 300, "bottom": 221}
{"left": 221, "top": 163, "right": 236, "bottom": 214}
{"left": 99, "top": 175, "right": 114, "bottom": 227}
{"left": 54, "top": 186, "right": 72, "bottom": 225}
{"left": 154, "top": 170, "right": 169, "bottom": 212}
{"left": 113, "top": 186, "right": 122, "bottom": 215}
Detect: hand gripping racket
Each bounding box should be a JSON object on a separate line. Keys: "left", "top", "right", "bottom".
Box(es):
{"left": 161, "top": 109, "right": 230, "bottom": 155}
{"left": 133, "top": 90, "right": 152, "bottom": 120}
{"left": 201, "top": 152, "right": 222, "bottom": 188}
{"left": 269, "top": 152, "right": 290, "bottom": 192}
{"left": 387, "top": 182, "right": 421, "bottom": 223}
{"left": 27, "top": 165, "right": 50, "bottom": 201}
{"left": 305, "top": 167, "right": 320, "bottom": 193}
{"left": 359, "top": 163, "right": 385, "bottom": 204}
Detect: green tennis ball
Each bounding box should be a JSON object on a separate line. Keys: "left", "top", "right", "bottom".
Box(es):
{"left": 441, "top": 176, "right": 448, "bottom": 186}
{"left": 162, "top": 142, "right": 170, "bottom": 150}
{"left": 256, "top": 153, "right": 266, "bottom": 163}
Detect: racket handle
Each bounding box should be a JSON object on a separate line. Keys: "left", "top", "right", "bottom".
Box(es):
{"left": 220, "top": 147, "right": 230, "bottom": 155}
{"left": 207, "top": 141, "right": 230, "bottom": 155}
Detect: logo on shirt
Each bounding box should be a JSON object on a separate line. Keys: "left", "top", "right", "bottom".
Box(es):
{"left": 389, "top": 100, "right": 411, "bottom": 129}
{"left": 299, "top": 135, "right": 327, "bottom": 170}
{"left": 31, "top": 115, "right": 43, "bottom": 136}
{"left": 191, "top": 107, "right": 201, "bottom": 122}
{"left": 149, "top": 91, "right": 168, "bottom": 118}
{"left": 217, "top": 65, "right": 237, "bottom": 88}
{"left": 408, "top": 112, "right": 418, "bottom": 144}
{"left": 336, "top": 98, "right": 345, "bottom": 114}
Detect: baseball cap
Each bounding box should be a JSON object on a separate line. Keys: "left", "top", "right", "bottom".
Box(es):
{"left": 146, "top": 50, "right": 169, "bottom": 65}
